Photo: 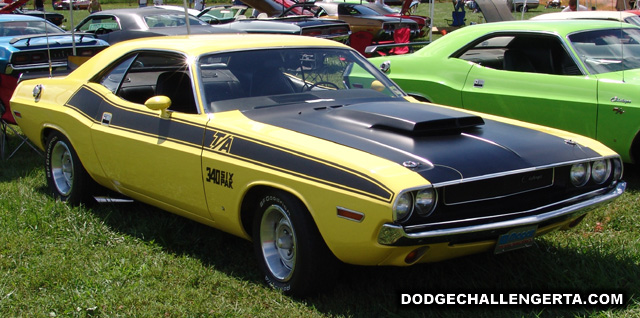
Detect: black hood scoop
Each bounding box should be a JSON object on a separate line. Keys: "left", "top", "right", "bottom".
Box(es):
{"left": 330, "top": 102, "right": 484, "bottom": 136}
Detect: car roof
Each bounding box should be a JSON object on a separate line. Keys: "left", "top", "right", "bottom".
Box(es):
{"left": 0, "top": 14, "right": 51, "bottom": 22}
{"left": 531, "top": 10, "right": 638, "bottom": 22}
{"left": 73, "top": 34, "right": 348, "bottom": 77}
{"left": 450, "top": 19, "right": 639, "bottom": 35}
{"left": 99, "top": 33, "right": 346, "bottom": 56}
{"left": 410, "top": 20, "right": 640, "bottom": 56}
{"left": 94, "top": 6, "right": 185, "bottom": 15}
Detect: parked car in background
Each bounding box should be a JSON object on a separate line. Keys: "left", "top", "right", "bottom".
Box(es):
{"left": 531, "top": 10, "right": 640, "bottom": 26}
{"left": 0, "top": 3, "right": 65, "bottom": 26}
{"left": 159, "top": 4, "right": 351, "bottom": 42}
{"left": 315, "top": 1, "right": 420, "bottom": 40}
{"left": 11, "top": 33, "right": 625, "bottom": 296}
{"left": 358, "top": 2, "right": 428, "bottom": 37}
{"left": 370, "top": 20, "right": 640, "bottom": 163}
{"left": 507, "top": 0, "right": 540, "bottom": 11}
{"left": 0, "top": 14, "right": 108, "bottom": 124}
{"left": 52, "top": 0, "right": 90, "bottom": 10}
{"left": 73, "top": 7, "right": 235, "bottom": 44}
{"left": 197, "top": 4, "right": 249, "bottom": 24}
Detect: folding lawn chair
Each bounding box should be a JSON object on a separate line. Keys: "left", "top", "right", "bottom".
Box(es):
{"left": 1, "top": 102, "right": 43, "bottom": 160}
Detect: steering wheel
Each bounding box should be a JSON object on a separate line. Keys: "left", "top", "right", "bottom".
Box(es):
{"left": 304, "top": 81, "right": 339, "bottom": 91}
{"left": 94, "top": 27, "right": 111, "bottom": 35}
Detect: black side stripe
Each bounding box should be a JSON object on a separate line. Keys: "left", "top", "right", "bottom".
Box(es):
{"left": 203, "top": 128, "right": 395, "bottom": 202}
{"left": 65, "top": 86, "right": 395, "bottom": 203}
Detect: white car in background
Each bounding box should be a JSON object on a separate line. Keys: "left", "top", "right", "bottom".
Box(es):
{"left": 531, "top": 10, "right": 640, "bottom": 26}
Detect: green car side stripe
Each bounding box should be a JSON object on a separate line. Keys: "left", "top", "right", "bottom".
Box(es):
{"left": 65, "top": 86, "right": 395, "bottom": 203}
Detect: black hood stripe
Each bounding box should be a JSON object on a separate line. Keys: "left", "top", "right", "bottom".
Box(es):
{"left": 241, "top": 100, "right": 603, "bottom": 184}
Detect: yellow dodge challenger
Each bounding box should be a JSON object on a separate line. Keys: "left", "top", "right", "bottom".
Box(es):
{"left": 10, "top": 34, "right": 625, "bottom": 296}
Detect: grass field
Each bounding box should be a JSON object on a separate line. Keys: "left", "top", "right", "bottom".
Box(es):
{"left": 2, "top": 1, "right": 640, "bottom": 317}
{"left": 1, "top": 129, "right": 638, "bottom": 317}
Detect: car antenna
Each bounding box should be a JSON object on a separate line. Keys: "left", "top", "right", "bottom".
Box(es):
{"left": 43, "top": 14, "right": 53, "bottom": 77}
{"left": 620, "top": 13, "right": 625, "bottom": 83}
{"left": 68, "top": 0, "right": 77, "bottom": 56}
{"left": 182, "top": 0, "right": 191, "bottom": 34}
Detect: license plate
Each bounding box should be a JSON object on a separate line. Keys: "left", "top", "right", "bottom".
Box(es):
{"left": 494, "top": 225, "right": 537, "bottom": 254}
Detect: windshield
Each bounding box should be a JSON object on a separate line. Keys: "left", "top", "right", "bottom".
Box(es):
{"left": 569, "top": 27, "right": 640, "bottom": 74}
{"left": 197, "top": 48, "right": 405, "bottom": 112}
{"left": 0, "top": 20, "right": 65, "bottom": 36}
{"left": 144, "top": 13, "right": 208, "bottom": 28}
{"left": 339, "top": 4, "right": 382, "bottom": 16}
{"left": 624, "top": 15, "right": 640, "bottom": 27}
{"left": 202, "top": 7, "right": 243, "bottom": 19}
{"left": 369, "top": 4, "right": 399, "bottom": 14}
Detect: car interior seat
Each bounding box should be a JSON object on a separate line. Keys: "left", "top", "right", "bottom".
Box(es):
{"left": 503, "top": 48, "right": 537, "bottom": 73}
{"left": 249, "top": 58, "right": 296, "bottom": 96}
{"left": 155, "top": 71, "right": 198, "bottom": 114}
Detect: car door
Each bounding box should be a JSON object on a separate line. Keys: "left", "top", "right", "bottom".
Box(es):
{"left": 86, "top": 51, "right": 212, "bottom": 221}
{"left": 459, "top": 34, "right": 599, "bottom": 139}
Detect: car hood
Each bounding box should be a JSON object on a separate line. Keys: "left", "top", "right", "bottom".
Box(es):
{"left": 94, "top": 26, "right": 237, "bottom": 44}
{"left": 218, "top": 20, "right": 301, "bottom": 34}
{"left": 241, "top": 96, "right": 601, "bottom": 184}
{"left": 269, "top": 16, "right": 350, "bottom": 28}
{"left": 349, "top": 15, "right": 416, "bottom": 23}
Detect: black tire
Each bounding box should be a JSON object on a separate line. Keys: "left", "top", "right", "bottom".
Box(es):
{"left": 45, "top": 132, "right": 94, "bottom": 205}
{"left": 252, "top": 190, "right": 336, "bottom": 296}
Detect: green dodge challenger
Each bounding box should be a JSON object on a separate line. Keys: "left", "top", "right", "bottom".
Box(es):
{"left": 371, "top": 20, "right": 640, "bottom": 163}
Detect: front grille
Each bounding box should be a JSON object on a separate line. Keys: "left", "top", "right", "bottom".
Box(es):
{"left": 401, "top": 165, "right": 617, "bottom": 230}
{"left": 444, "top": 168, "right": 554, "bottom": 205}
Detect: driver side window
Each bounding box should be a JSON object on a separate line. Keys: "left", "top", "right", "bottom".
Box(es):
{"left": 77, "top": 16, "right": 120, "bottom": 32}
{"left": 458, "top": 34, "right": 580, "bottom": 75}
{"left": 98, "top": 52, "right": 198, "bottom": 114}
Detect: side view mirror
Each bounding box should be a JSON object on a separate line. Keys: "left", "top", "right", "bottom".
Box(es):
{"left": 370, "top": 80, "right": 385, "bottom": 92}
{"left": 380, "top": 60, "right": 390, "bottom": 73}
{"left": 145, "top": 95, "right": 172, "bottom": 119}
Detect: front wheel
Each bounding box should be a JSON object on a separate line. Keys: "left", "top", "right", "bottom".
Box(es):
{"left": 45, "top": 132, "right": 94, "bottom": 205}
{"left": 252, "top": 190, "right": 336, "bottom": 296}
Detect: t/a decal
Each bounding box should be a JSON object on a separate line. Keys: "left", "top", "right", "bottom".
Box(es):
{"left": 205, "top": 167, "right": 234, "bottom": 189}
{"left": 209, "top": 130, "right": 234, "bottom": 153}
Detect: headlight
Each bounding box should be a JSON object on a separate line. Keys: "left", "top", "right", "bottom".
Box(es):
{"left": 415, "top": 188, "right": 436, "bottom": 217}
{"left": 612, "top": 158, "right": 623, "bottom": 181}
{"left": 393, "top": 192, "right": 413, "bottom": 222}
{"left": 591, "top": 159, "right": 611, "bottom": 184}
{"left": 570, "top": 162, "right": 590, "bottom": 187}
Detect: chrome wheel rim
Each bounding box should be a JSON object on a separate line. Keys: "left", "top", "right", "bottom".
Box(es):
{"left": 51, "top": 141, "right": 73, "bottom": 196}
{"left": 260, "top": 204, "right": 296, "bottom": 282}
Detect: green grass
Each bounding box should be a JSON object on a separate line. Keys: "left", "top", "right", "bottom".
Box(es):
{"left": 1, "top": 125, "right": 639, "bottom": 317}
{"left": 3, "top": 1, "right": 639, "bottom": 317}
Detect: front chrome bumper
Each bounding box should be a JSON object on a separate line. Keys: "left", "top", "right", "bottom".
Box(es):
{"left": 378, "top": 181, "right": 626, "bottom": 246}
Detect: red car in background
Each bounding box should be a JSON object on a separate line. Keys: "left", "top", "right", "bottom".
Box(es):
{"left": 53, "top": 0, "right": 90, "bottom": 10}
{"left": 361, "top": 2, "right": 428, "bottom": 37}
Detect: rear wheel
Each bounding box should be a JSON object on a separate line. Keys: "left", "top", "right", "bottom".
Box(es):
{"left": 252, "top": 190, "right": 335, "bottom": 296}
{"left": 45, "top": 132, "right": 94, "bottom": 205}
